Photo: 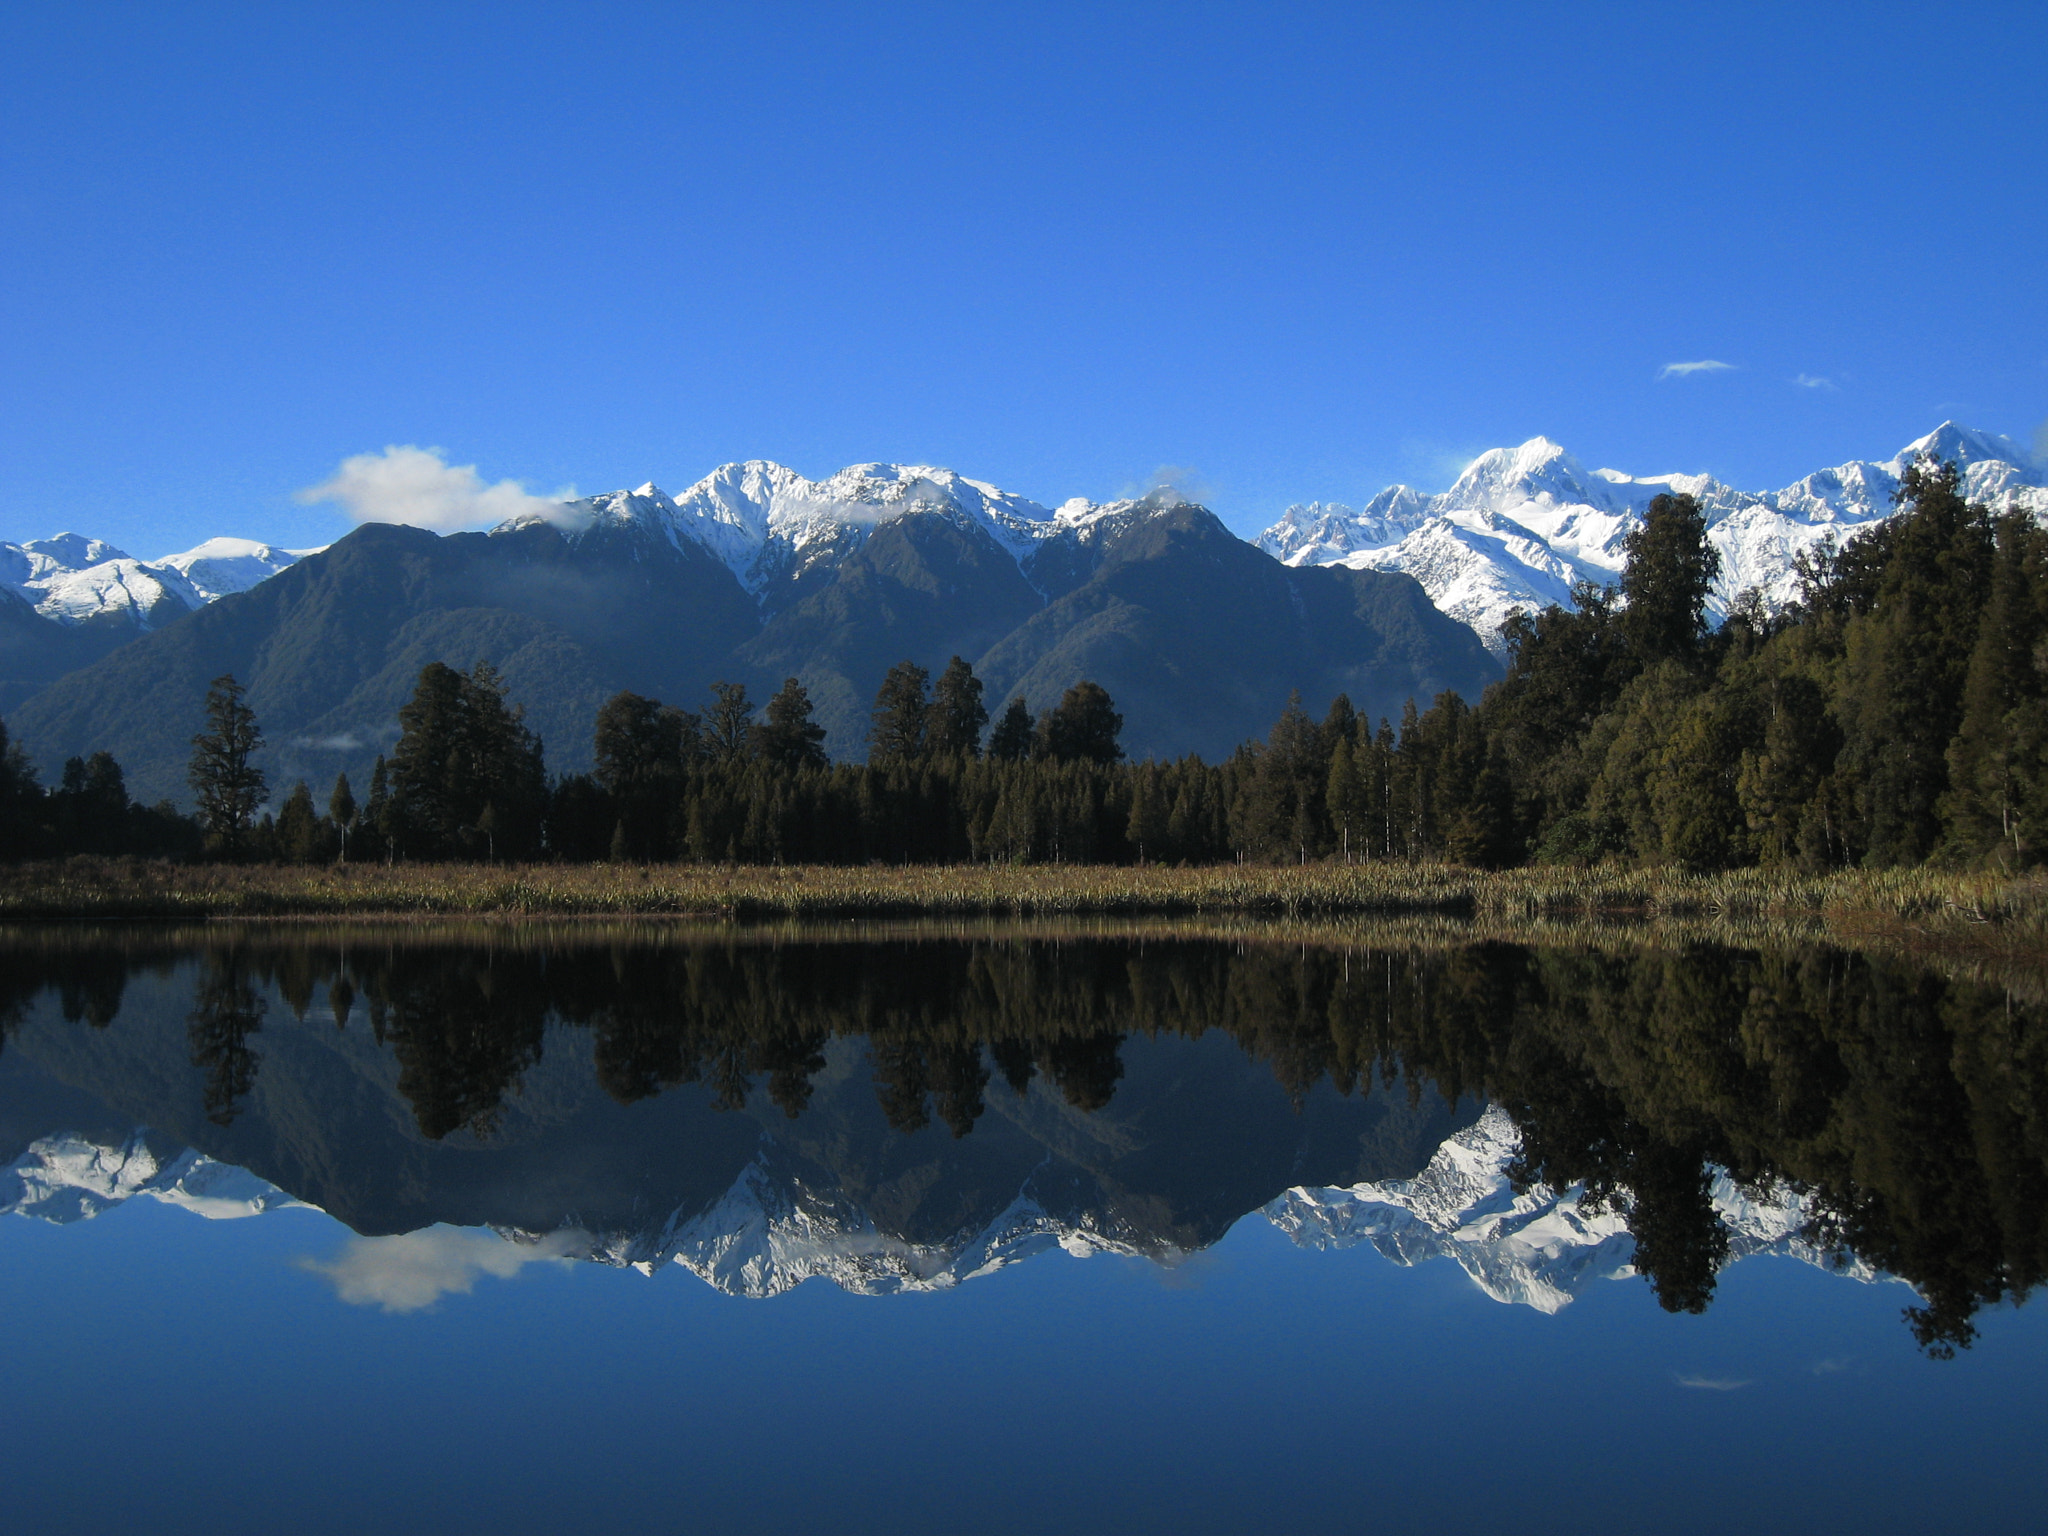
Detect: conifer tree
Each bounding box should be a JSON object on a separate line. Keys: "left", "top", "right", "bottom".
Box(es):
{"left": 1326, "top": 736, "right": 1367, "bottom": 862}
{"left": 329, "top": 773, "right": 356, "bottom": 862}
{"left": 926, "top": 656, "right": 988, "bottom": 759}
{"left": 1619, "top": 492, "right": 1720, "bottom": 669}
{"left": 987, "top": 697, "right": 1033, "bottom": 762}
{"left": 1037, "top": 681, "right": 1123, "bottom": 764}
{"left": 706, "top": 681, "right": 754, "bottom": 763}
{"left": 753, "top": 677, "right": 829, "bottom": 770}
{"left": 276, "top": 781, "right": 324, "bottom": 864}
{"left": 189, "top": 674, "right": 267, "bottom": 858}
{"left": 0, "top": 716, "right": 41, "bottom": 860}
{"left": 869, "top": 661, "right": 931, "bottom": 762}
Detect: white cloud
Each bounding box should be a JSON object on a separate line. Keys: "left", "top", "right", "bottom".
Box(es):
{"left": 1675, "top": 1374, "right": 1753, "bottom": 1391}
{"left": 298, "top": 1225, "right": 585, "bottom": 1312}
{"left": 1657, "top": 360, "right": 1738, "bottom": 380}
{"left": 295, "top": 445, "right": 568, "bottom": 532}
{"left": 1793, "top": 373, "right": 1838, "bottom": 391}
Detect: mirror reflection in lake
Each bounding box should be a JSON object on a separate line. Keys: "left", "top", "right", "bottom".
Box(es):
{"left": 3, "top": 924, "right": 2044, "bottom": 1533}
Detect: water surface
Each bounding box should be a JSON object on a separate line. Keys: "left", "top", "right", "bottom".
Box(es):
{"left": 3, "top": 923, "right": 2043, "bottom": 1532}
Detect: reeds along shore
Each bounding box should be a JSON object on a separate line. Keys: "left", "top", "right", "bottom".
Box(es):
{"left": 2, "top": 857, "right": 2045, "bottom": 952}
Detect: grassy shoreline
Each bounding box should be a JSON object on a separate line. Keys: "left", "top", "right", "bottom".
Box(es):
{"left": 2, "top": 857, "right": 2045, "bottom": 954}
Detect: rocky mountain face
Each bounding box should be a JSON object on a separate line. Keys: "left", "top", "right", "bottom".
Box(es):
{"left": 1258, "top": 423, "right": 2048, "bottom": 656}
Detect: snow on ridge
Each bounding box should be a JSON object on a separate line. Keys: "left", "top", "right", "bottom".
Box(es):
{"left": 1255, "top": 423, "right": 2048, "bottom": 657}
{"left": 8, "top": 1120, "right": 1890, "bottom": 1310}
{"left": 1264, "top": 1104, "right": 1881, "bottom": 1313}
{"left": 2, "top": 1130, "right": 310, "bottom": 1224}
{"left": 1, "top": 532, "right": 307, "bottom": 629}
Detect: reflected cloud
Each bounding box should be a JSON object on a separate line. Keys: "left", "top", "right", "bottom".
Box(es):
{"left": 1675, "top": 1375, "right": 1753, "bottom": 1391}
{"left": 299, "top": 1225, "right": 585, "bottom": 1312}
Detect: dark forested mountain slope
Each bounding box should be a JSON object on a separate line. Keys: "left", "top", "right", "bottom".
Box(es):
{"left": 8, "top": 520, "right": 759, "bottom": 803}
{"left": 980, "top": 505, "right": 1497, "bottom": 761}
{"left": 9, "top": 502, "right": 1500, "bottom": 803}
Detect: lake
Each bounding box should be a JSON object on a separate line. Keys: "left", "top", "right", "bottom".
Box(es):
{"left": 2, "top": 922, "right": 2043, "bottom": 1533}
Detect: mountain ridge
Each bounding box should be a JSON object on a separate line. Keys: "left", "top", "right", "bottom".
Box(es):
{"left": 1258, "top": 423, "right": 2048, "bottom": 655}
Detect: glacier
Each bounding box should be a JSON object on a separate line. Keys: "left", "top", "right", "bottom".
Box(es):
{"left": 1257, "top": 423, "right": 2048, "bottom": 658}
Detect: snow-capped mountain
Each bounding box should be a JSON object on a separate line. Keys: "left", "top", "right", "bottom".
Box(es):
{"left": 2, "top": 1129, "right": 308, "bottom": 1224}
{"left": 500, "top": 461, "right": 1170, "bottom": 606}
{"left": 1257, "top": 424, "right": 2048, "bottom": 657}
{"left": 0, "top": 533, "right": 310, "bottom": 630}
{"left": 1265, "top": 1104, "right": 1880, "bottom": 1312}
{"left": 8, "top": 1111, "right": 1881, "bottom": 1310}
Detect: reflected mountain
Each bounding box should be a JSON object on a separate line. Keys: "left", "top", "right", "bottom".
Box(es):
{"left": 1, "top": 926, "right": 2043, "bottom": 1351}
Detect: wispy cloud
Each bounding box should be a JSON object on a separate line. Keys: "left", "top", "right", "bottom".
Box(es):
{"left": 1810, "top": 1357, "right": 1855, "bottom": 1375}
{"left": 298, "top": 1225, "right": 585, "bottom": 1312}
{"left": 1121, "top": 465, "right": 1216, "bottom": 507}
{"left": 296, "top": 445, "right": 569, "bottom": 532}
{"left": 291, "top": 733, "right": 363, "bottom": 751}
{"left": 1675, "top": 1374, "right": 1753, "bottom": 1391}
{"left": 1793, "top": 373, "right": 1838, "bottom": 391}
{"left": 1657, "top": 360, "right": 1738, "bottom": 381}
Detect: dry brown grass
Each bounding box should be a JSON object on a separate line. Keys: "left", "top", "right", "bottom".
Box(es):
{"left": 3, "top": 857, "right": 2046, "bottom": 958}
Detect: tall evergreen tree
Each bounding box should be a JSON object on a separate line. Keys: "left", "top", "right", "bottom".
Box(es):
{"left": 1036, "top": 681, "right": 1123, "bottom": 765}
{"left": 926, "top": 656, "right": 988, "bottom": 759}
{"left": 329, "top": 773, "right": 356, "bottom": 862}
{"left": 869, "top": 661, "right": 931, "bottom": 762}
{"left": 753, "top": 677, "right": 829, "bottom": 770}
{"left": 388, "top": 661, "right": 546, "bottom": 859}
{"left": 0, "top": 716, "right": 41, "bottom": 860}
{"left": 706, "top": 681, "right": 754, "bottom": 763}
{"left": 188, "top": 674, "right": 267, "bottom": 858}
{"left": 987, "top": 697, "right": 1034, "bottom": 762}
{"left": 276, "top": 780, "right": 325, "bottom": 863}
{"left": 595, "top": 690, "right": 693, "bottom": 856}
{"left": 1619, "top": 492, "right": 1720, "bottom": 669}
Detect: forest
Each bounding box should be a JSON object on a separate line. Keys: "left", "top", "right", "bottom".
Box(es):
{"left": 3, "top": 454, "right": 2044, "bottom": 872}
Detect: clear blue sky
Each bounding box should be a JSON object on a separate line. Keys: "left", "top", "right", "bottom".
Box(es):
{"left": 3, "top": 1, "right": 2044, "bottom": 555}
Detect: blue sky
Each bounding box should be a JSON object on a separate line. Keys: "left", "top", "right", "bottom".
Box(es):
{"left": 3, "top": 1, "right": 2044, "bottom": 555}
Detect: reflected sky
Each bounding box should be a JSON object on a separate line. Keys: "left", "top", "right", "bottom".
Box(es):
{"left": 3, "top": 924, "right": 2046, "bottom": 1532}
{"left": 4, "top": 1194, "right": 2043, "bottom": 1535}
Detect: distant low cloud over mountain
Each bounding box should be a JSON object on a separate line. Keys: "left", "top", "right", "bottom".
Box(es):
{"left": 296, "top": 444, "right": 568, "bottom": 532}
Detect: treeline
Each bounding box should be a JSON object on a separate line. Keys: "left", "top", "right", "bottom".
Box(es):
{"left": 5, "top": 453, "right": 2046, "bottom": 870}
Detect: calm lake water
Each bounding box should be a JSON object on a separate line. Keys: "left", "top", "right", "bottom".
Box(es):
{"left": 3, "top": 923, "right": 2044, "bottom": 1533}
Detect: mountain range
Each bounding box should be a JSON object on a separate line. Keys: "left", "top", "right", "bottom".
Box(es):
{"left": 4, "top": 469, "right": 1492, "bottom": 803}
{"left": 1258, "top": 422, "right": 2048, "bottom": 657}
{"left": 4, "top": 423, "right": 2042, "bottom": 802}
{"left": 4, "top": 1102, "right": 1870, "bottom": 1311}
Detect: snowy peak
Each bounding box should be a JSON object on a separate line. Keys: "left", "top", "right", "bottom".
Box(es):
{"left": 1899, "top": 421, "right": 2040, "bottom": 474}
{"left": 517, "top": 459, "right": 1079, "bottom": 601}
{"left": 1265, "top": 1104, "right": 1880, "bottom": 1313}
{"left": 154, "top": 538, "right": 311, "bottom": 605}
{"left": 1, "top": 533, "right": 308, "bottom": 630}
{"left": 1257, "top": 422, "right": 2048, "bottom": 658}
{"left": 1443, "top": 436, "right": 1620, "bottom": 518}
{"left": 2, "top": 1130, "right": 309, "bottom": 1224}
{"left": 21, "top": 532, "right": 134, "bottom": 570}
